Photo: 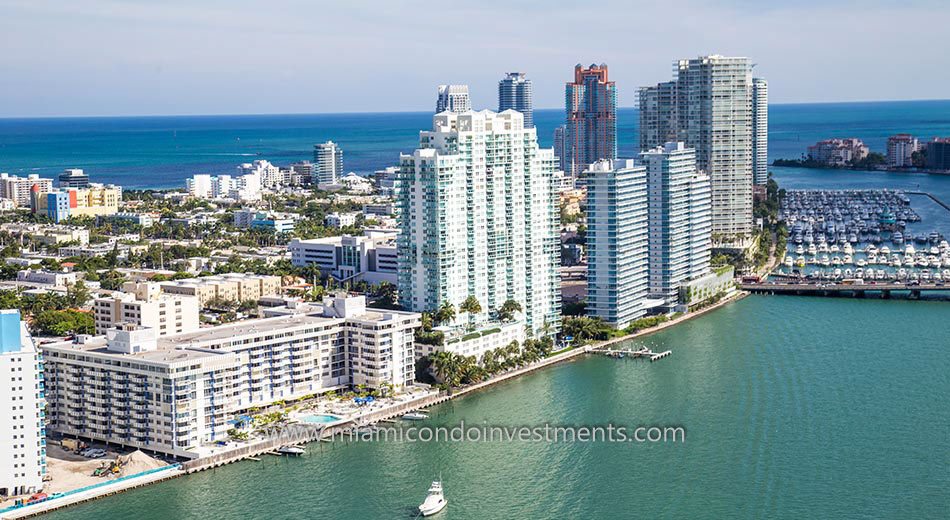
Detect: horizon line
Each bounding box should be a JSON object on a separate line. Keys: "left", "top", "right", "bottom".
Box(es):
{"left": 1, "top": 98, "right": 949, "bottom": 122}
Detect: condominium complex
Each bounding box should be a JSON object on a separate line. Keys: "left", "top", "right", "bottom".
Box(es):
{"left": 289, "top": 230, "right": 398, "bottom": 285}
{"left": 0, "top": 173, "right": 53, "bottom": 207}
{"left": 435, "top": 84, "right": 471, "bottom": 114}
{"left": 58, "top": 168, "right": 90, "bottom": 188}
{"left": 41, "top": 295, "right": 420, "bottom": 458}
{"left": 313, "top": 141, "right": 343, "bottom": 187}
{"left": 236, "top": 160, "right": 283, "bottom": 189}
{"left": 553, "top": 125, "right": 567, "bottom": 172}
{"left": 498, "top": 72, "right": 534, "bottom": 128}
{"left": 886, "top": 134, "right": 919, "bottom": 168}
{"left": 396, "top": 110, "right": 560, "bottom": 336}
{"left": 93, "top": 290, "right": 200, "bottom": 336}
{"left": 640, "top": 143, "right": 711, "bottom": 311}
{"left": 30, "top": 184, "right": 122, "bottom": 223}
{"left": 752, "top": 78, "right": 769, "bottom": 185}
{"left": 134, "top": 273, "right": 281, "bottom": 307}
{"left": 807, "top": 138, "right": 869, "bottom": 166}
{"left": 186, "top": 173, "right": 262, "bottom": 202}
{"left": 585, "top": 159, "right": 649, "bottom": 328}
{"left": 565, "top": 64, "right": 617, "bottom": 175}
{"left": 0, "top": 310, "right": 46, "bottom": 498}
{"left": 640, "top": 55, "right": 756, "bottom": 237}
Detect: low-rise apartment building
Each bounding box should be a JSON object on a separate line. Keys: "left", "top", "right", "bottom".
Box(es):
{"left": 155, "top": 273, "right": 282, "bottom": 306}
{"left": 289, "top": 230, "right": 398, "bottom": 284}
{"left": 93, "top": 291, "right": 200, "bottom": 336}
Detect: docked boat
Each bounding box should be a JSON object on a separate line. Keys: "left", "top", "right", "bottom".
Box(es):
{"left": 277, "top": 445, "right": 305, "bottom": 455}
{"left": 418, "top": 479, "right": 448, "bottom": 516}
{"left": 403, "top": 412, "right": 429, "bottom": 421}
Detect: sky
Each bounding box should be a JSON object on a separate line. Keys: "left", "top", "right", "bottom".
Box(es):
{"left": 0, "top": 0, "right": 947, "bottom": 117}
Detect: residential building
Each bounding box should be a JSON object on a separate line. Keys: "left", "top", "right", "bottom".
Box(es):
{"left": 498, "top": 72, "right": 533, "bottom": 128}
{"left": 41, "top": 295, "right": 420, "bottom": 458}
{"left": 640, "top": 55, "right": 756, "bottom": 237}
{"left": 0, "top": 310, "right": 46, "bottom": 498}
{"left": 415, "top": 320, "right": 525, "bottom": 364}
{"left": 233, "top": 209, "right": 296, "bottom": 233}
{"left": 752, "top": 78, "right": 769, "bottom": 185}
{"left": 105, "top": 212, "right": 156, "bottom": 227}
{"left": 237, "top": 160, "right": 283, "bottom": 188}
{"left": 553, "top": 125, "right": 567, "bottom": 171}
{"left": 0, "top": 174, "right": 53, "bottom": 207}
{"left": 287, "top": 160, "right": 314, "bottom": 185}
{"left": 313, "top": 141, "right": 343, "bottom": 187}
{"left": 289, "top": 230, "right": 398, "bottom": 285}
{"left": 17, "top": 269, "right": 78, "bottom": 288}
{"left": 396, "top": 110, "right": 560, "bottom": 336}
{"left": 564, "top": 63, "right": 617, "bottom": 175}
{"left": 374, "top": 166, "right": 399, "bottom": 196}
{"left": 186, "top": 173, "right": 261, "bottom": 202}
{"left": 886, "top": 134, "right": 919, "bottom": 168}
{"left": 435, "top": 84, "right": 471, "bottom": 113}
{"left": 93, "top": 291, "right": 199, "bottom": 336}
{"left": 640, "top": 142, "right": 712, "bottom": 311}
{"left": 154, "top": 273, "right": 281, "bottom": 306}
{"left": 807, "top": 138, "right": 869, "bottom": 166}
{"left": 30, "top": 184, "right": 122, "bottom": 222}
{"left": 637, "top": 81, "right": 679, "bottom": 152}
{"left": 58, "top": 168, "right": 90, "bottom": 188}
{"left": 585, "top": 159, "right": 650, "bottom": 328}
{"left": 926, "top": 137, "right": 950, "bottom": 171}
{"left": 0, "top": 223, "right": 89, "bottom": 246}
{"left": 325, "top": 211, "right": 359, "bottom": 228}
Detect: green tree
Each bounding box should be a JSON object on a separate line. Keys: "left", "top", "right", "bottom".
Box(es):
{"left": 497, "top": 299, "right": 522, "bottom": 321}
{"left": 434, "top": 301, "right": 456, "bottom": 326}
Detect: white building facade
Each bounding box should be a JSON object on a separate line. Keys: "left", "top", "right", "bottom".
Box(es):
{"left": 313, "top": 141, "right": 343, "bottom": 187}
{"left": 752, "top": 77, "right": 769, "bottom": 185}
{"left": 41, "top": 296, "right": 419, "bottom": 458}
{"left": 396, "top": 110, "right": 560, "bottom": 337}
{"left": 585, "top": 159, "right": 650, "bottom": 328}
{"left": 93, "top": 291, "right": 200, "bottom": 336}
{"left": 289, "top": 230, "right": 398, "bottom": 285}
{"left": 435, "top": 84, "right": 471, "bottom": 114}
{"left": 0, "top": 310, "right": 46, "bottom": 498}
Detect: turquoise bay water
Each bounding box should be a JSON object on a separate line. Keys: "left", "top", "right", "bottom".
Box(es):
{"left": 1, "top": 100, "right": 949, "bottom": 188}
{"left": 42, "top": 297, "right": 950, "bottom": 519}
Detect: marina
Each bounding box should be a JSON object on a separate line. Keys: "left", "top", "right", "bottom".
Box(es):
{"left": 778, "top": 189, "right": 950, "bottom": 283}
{"left": 596, "top": 346, "right": 673, "bottom": 362}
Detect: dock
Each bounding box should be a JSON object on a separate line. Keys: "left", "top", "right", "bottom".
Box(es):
{"left": 741, "top": 281, "right": 950, "bottom": 300}
{"left": 597, "top": 346, "right": 672, "bottom": 362}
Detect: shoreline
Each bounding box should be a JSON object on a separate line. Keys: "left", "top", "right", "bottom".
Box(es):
{"left": 2, "top": 290, "right": 747, "bottom": 519}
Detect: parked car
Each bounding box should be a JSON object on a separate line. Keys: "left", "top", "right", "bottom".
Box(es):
{"left": 81, "top": 448, "right": 107, "bottom": 458}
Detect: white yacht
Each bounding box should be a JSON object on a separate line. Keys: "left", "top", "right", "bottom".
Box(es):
{"left": 784, "top": 256, "right": 794, "bottom": 268}
{"left": 277, "top": 445, "right": 305, "bottom": 455}
{"left": 419, "top": 479, "right": 448, "bottom": 517}
{"left": 880, "top": 246, "right": 891, "bottom": 255}
{"left": 403, "top": 412, "right": 429, "bottom": 421}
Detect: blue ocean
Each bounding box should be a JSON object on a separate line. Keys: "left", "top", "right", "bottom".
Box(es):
{"left": 0, "top": 100, "right": 949, "bottom": 192}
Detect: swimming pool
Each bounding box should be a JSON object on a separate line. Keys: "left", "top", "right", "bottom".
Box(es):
{"left": 300, "top": 414, "right": 343, "bottom": 424}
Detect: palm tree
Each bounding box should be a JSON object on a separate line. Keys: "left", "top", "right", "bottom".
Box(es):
{"left": 429, "top": 351, "right": 463, "bottom": 387}
{"left": 459, "top": 296, "right": 481, "bottom": 330}
{"left": 497, "top": 299, "right": 522, "bottom": 322}
{"left": 434, "top": 301, "right": 457, "bottom": 326}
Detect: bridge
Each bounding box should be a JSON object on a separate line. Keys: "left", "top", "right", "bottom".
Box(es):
{"left": 741, "top": 282, "right": 950, "bottom": 299}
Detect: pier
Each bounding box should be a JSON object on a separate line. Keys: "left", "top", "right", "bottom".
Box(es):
{"left": 907, "top": 190, "right": 950, "bottom": 213}
{"left": 596, "top": 346, "right": 673, "bottom": 362}
{"left": 741, "top": 281, "right": 950, "bottom": 300}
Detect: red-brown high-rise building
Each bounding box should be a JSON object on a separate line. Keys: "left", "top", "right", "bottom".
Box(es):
{"left": 564, "top": 63, "right": 617, "bottom": 175}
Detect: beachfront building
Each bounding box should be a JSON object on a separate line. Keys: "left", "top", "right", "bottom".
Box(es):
{"left": 236, "top": 160, "right": 283, "bottom": 189}
{"left": 640, "top": 143, "right": 712, "bottom": 312}
{"left": 93, "top": 290, "right": 200, "bottom": 336}
{"left": 435, "top": 84, "right": 471, "bottom": 114}
{"left": 396, "top": 110, "right": 560, "bottom": 337}
{"left": 0, "top": 174, "right": 53, "bottom": 208}
{"left": 313, "top": 141, "right": 343, "bottom": 187}
{"left": 498, "top": 72, "right": 534, "bottom": 128}
{"left": 807, "top": 138, "right": 869, "bottom": 166}
{"left": 186, "top": 173, "right": 262, "bottom": 202}
{"left": 41, "top": 295, "right": 420, "bottom": 458}
{"left": 926, "top": 137, "right": 950, "bottom": 171}
{"left": 289, "top": 230, "right": 398, "bottom": 285}
{"left": 586, "top": 159, "right": 650, "bottom": 328}
{"left": 752, "top": 78, "right": 769, "bottom": 185}
{"left": 30, "top": 184, "right": 121, "bottom": 223}
{"left": 640, "top": 56, "right": 755, "bottom": 238}
{"left": 886, "top": 134, "right": 919, "bottom": 168}
{"left": 564, "top": 63, "right": 617, "bottom": 175}
{"left": 58, "top": 168, "right": 90, "bottom": 188}
{"left": 414, "top": 320, "right": 526, "bottom": 365}
{"left": 0, "top": 310, "right": 46, "bottom": 498}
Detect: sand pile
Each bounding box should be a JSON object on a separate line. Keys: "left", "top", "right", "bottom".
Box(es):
{"left": 120, "top": 450, "right": 167, "bottom": 474}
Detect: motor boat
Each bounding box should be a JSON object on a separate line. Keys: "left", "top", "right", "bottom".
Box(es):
{"left": 403, "top": 412, "right": 430, "bottom": 421}
{"left": 419, "top": 479, "right": 448, "bottom": 517}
